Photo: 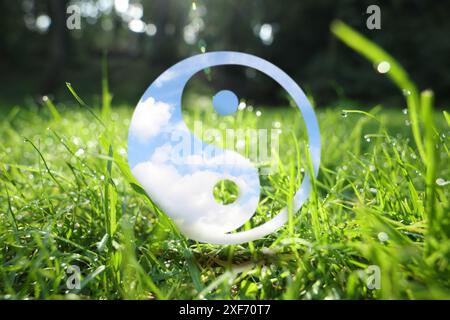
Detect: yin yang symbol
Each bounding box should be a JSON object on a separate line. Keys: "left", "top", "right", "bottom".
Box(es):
{"left": 128, "top": 51, "right": 321, "bottom": 245}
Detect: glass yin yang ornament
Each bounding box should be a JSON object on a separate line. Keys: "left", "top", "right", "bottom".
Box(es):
{"left": 128, "top": 52, "right": 321, "bottom": 245}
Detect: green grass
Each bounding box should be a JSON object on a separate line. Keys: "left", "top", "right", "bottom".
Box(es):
{"left": 0, "top": 22, "right": 449, "bottom": 300}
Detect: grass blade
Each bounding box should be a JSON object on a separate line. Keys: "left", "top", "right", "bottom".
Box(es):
{"left": 101, "top": 52, "right": 112, "bottom": 121}
{"left": 42, "top": 96, "right": 61, "bottom": 121}
{"left": 331, "top": 20, "right": 426, "bottom": 163}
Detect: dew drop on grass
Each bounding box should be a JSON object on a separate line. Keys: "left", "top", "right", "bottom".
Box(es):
{"left": 238, "top": 102, "right": 246, "bottom": 110}
{"left": 377, "top": 61, "right": 391, "bottom": 73}
{"left": 341, "top": 111, "right": 348, "bottom": 118}
{"left": 436, "top": 178, "right": 449, "bottom": 186}
{"left": 230, "top": 285, "right": 239, "bottom": 296}
{"left": 369, "top": 165, "right": 376, "bottom": 172}
{"left": 75, "top": 148, "right": 85, "bottom": 157}
{"left": 402, "top": 89, "right": 411, "bottom": 96}
{"left": 378, "top": 232, "right": 389, "bottom": 242}
{"left": 402, "top": 108, "right": 408, "bottom": 115}
{"left": 256, "top": 110, "right": 262, "bottom": 117}
{"left": 72, "top": 137, "right": 80, "bottom": 145}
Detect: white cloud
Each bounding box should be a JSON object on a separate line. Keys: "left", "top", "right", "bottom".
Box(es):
{"left": 132, "top": 145, "right": 260, "bottom": 239}
{"left": 130, "top": 97, "right": 173, "bottom": 142}
{"left": 151, "top": 144, "right": 173, "bottom": 164}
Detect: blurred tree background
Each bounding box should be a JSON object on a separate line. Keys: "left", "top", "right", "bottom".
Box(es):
{"left": 0, "top": 0, "right": 449, "bottom": 108}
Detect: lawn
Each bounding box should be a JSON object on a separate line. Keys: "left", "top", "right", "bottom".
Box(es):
{"left": 0, "top": 22, "right": 449, "bottom": 300}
